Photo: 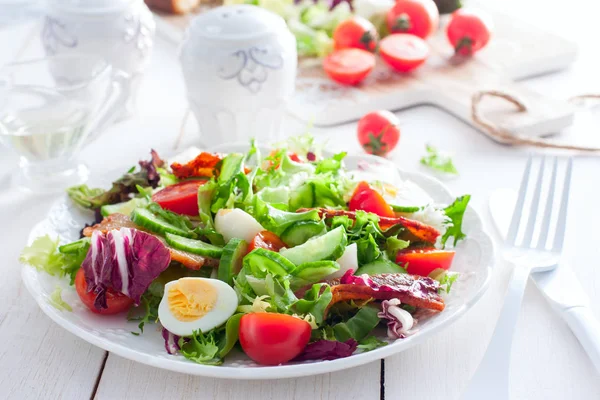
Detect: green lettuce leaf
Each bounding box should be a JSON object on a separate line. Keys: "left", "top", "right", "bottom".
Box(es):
{"left": 333, "top": 306, "right": 381, "bottom": 342}
{"left": 357, "top": 336, "right": 388, "bottom": 352}
{"left": 180, "top": 330, "right": 223, "bottom": 365}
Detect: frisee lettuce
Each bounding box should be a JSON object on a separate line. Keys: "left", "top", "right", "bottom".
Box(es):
{"left": 48, "top": 286, "right": 72, "bottom": 312}
{"left": 20, "top": 236, "right": 89, "bottom": 285}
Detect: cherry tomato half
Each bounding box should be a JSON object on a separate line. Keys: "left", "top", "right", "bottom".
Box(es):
{"left": 247, "top": 231, "right": 286, "bottom": 254}
{"left": 75, "top": 269, "right": 134, "bottom": 315}
{"left": 323, "top": 48, "right": 376, "bottom": 85}
{"left": 151, "top": 179, "right": 207, "bottom": 216}
{"left": 379, "top": 34, "right": 429, "bottom": 73}
{"left": 396, "top": 249, "right": 455, "bottom": 277}
{"left": 333, "top": 16, "right": 379, "bottom": 52}
{"left": 447, "top": 9, "right": 493, "bottom": 55}
{"left": 386, "top": 0, "right": 439, "bottom": 39}
{"left": 239, "top": 313, "right": 312, "bottom": 365}
{"left": 349, "top": 181, "right": 395, "bottom": 218}
{"left": 357, "top": 110, "right": 401, "bottom": 156}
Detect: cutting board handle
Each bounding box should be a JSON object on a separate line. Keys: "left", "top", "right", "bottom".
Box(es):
{"left": 429, "top": 77, "right": 575, "bottom": 142}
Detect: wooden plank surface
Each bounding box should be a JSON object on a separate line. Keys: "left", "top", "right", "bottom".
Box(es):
{"left": 94, "top": 356, "right": 381, "bottom": 400}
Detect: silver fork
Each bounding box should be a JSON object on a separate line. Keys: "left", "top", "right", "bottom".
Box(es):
{"left": 462, "top": 155, "right": 573, "bottom": 400}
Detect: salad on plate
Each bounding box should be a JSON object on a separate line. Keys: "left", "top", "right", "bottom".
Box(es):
{"left": 21, "top": 136, "right": 470, "bottom": 366}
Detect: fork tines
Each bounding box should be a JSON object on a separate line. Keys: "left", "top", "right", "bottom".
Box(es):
{"left": 506, "top": 155, "right": 573, "bottom": 251}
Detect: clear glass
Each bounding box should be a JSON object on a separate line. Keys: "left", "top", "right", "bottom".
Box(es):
{"left": 0, "top": 54, "right": 121, "bottom": 193}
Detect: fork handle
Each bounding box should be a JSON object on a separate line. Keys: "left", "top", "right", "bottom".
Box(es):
{"left": 462, "top": 265, "right": 531, "bottom": 400}
{"left": 562, "top": 306, "right": 600, "bottom": 374}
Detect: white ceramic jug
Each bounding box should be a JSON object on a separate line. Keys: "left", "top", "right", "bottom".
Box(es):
{"left": 41, "top": 0, "right": 155, "bottom": 120}
{"left": 180, "top": 5, "right": 297, "bottom": 146}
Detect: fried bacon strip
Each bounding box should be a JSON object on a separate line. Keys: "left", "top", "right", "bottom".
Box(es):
{"left": 82, "top": 213, "right": 218, "bottom": 270}
{"left": 299, "top": 208, "right": 440, "bottom": 243}
{"left": 170, "top": 152, "right": 222, "bottom": 180}
{"left": 326, "top": 271, "right": 444, "bottom": 312}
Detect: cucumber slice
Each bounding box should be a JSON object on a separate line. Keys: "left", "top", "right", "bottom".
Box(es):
{"left": 131, "top": 208, "right": 194, "bottom": 238}
{"left": 391, "top": 205, "right": 421, "bottom": 213}
{"left": 280, "top": 220, "right": 326, "bottom": 247}
{"left": 289, "top": 183, "right": 314, "bottom": 211}
{"left": 294, "top": 260, "right": 340, "bottom": 281}
{"left": 355, "top": 259, "right": 406, "bottom": 275}
{"left": 165, "top": 233, "right": 223, "bottom": 258}
{"left": 58, "top": 238, "right": 90, "bottom": 254}
{"left": 101, "top": 197, "right": 149, "bottom": 217}
{"left": 244, "top": 248, "right": 296, "bottom": 277}
{"left": 280, "top": 226, "right": 347, "bottom": 265}
{"left": 219, "top": 238, "right": 248, "bottom": 285}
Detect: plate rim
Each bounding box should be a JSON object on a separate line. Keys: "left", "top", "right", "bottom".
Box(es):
{"left": 21, "top": 151, "right": 495, "bottom": 379}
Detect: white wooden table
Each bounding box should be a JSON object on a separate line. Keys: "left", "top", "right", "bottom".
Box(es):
{"left": 1, "top": 1, "right": 600, "bottom": 399}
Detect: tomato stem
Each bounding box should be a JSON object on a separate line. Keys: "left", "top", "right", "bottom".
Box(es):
{"left": 393, "top": 13, "right": 412, "bottom": 32}
{"left": 455, "top": 37, "right": 473, "bottom": 55}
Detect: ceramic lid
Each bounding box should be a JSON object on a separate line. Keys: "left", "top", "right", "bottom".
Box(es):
{"left": 46, "top": 0, "right": 137, "bottom": 13}
{"left": 189, "top": 5, "right": 288, "bottom": 41}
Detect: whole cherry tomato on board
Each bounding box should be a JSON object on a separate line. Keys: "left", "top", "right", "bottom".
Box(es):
{"left": 333, "top": 16, "right": 379, "bottom": 52}
{"left": 386, "top": 0, "right": 439, "bottom": 39}
{"left": 75, "top": 269, "right": 134, "bottom": 315}
{"left": 151, "top": 179, "right": 208, "bottom": 216}
{"left": 323, "top": 48, "right": 376, "bottom": 85}
{"left": 446, "top": 9, "right": 493, "bottom": 55}
{"left": 396, "top": 248, "right": 455, "bottom": 277}
{"left": 357, "top": 110, "right": 401, "bottom": 156}
{"left": 239, "top": 313, "right": 312, "bottom": 365}
{"left": 379, "top": 34, "right": 429, "bottom": 73}
{"left": 247, "top": 231, "right": 286, "bottom": 254}
{"left": 349, "top": 181, "right": 395, "bottom": 218}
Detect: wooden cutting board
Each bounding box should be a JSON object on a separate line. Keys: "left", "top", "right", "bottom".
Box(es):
{"left": 153, "top": 4, "right": 578, "bottom": 142}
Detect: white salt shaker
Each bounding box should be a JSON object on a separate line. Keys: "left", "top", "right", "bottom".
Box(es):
{"left": 41, "top": 0, "right": 156, "bottom": 120}
{"left": 180, "top": 5, "right": 297, "bottom": 146}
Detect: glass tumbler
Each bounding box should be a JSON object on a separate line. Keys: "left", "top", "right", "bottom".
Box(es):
{"left": 0, "top": 54, "right": 128, "bottom": 192}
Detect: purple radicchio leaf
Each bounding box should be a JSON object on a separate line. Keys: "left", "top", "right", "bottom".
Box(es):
{"left": 377, "top": 299, "right": 416, "bottom": 339}
{"left": 293, "top": 339, "right": 358, "bottom": 361}
{"left": 81, "top": 228, "right": 171, "bottom": 310}
{"left": 162, "top": 327, "right": 182, "bottom": 355}
{"left": 138, "top": 149, "right": 165, "bottom": 189}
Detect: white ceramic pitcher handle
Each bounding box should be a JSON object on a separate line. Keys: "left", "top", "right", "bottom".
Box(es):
{"left": 86, "top": 70, "right": 131, "bottom": 144}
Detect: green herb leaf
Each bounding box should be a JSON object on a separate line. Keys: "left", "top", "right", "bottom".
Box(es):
{"left": 441, "top": 195, "right": 471, "bottom": 247}
{"left": 293, "top": 283, "right": 333, "bottom": 325}
{"left": 127, "top": 282, "right": 163, "bottom": 333}
{"left": 438, "top": 271, "right": 460, "bottom": 294}
{"left": 420, "top": 144, "right": 458, "bottom": 175}
{"left": 217, "top": 313, "right": 243, "bottom": 358}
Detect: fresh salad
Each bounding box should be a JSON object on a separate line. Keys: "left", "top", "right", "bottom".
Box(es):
{"left": 21, "top": 136, "right": 470, "bottom": 366}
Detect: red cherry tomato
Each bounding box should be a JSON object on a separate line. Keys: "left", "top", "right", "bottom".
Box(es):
{"left": 333, "top": 16, "right": 379, "bottom": 52}
{"left": 247, "top": 231, "right": 286, "bottom": 254}
{"left": 357, "top": 110, "right": 401, "bottom": 156}
{"left": 379, "top": 34, "right": 429, "bottom": 72}
{"left": 446, "top": 9, "right": 493, "bottom": 55}
{"left": 323, "top": 48, "right": 376, "bottom": 85}
{"left": 396, "top": 249, "right": 455, "bottom": 277}
{"left": 386, "top": 0, "right": 439, "bottom": 39}
{"left": 239, "top": 313, "right": 312, "bottom": 365}
{"left": 349, "top": 181, "right": 395, "bottom": 218}
{"left": 151, "top": 180, "right": 207, "bottom": 216}
{"left": 75, "top": 269, "right": 134, "bottom": 315}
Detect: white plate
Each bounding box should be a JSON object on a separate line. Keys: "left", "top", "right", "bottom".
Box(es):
{"left": 21, "top": 149, "right": 494, "bottom": 379}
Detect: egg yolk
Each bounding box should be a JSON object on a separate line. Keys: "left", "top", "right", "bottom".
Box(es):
{"left": 168, "top": 278, "right": 218, "bottom": 322}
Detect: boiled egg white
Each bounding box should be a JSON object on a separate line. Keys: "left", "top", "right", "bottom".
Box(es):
{"left": 214, "top": 208, "right": 264, "bottom": 243}
{"left": 158, "top": 277, "right": 238, "bottom": 337}
{"left": 327, "top": 243, "right": 358, "bottom": 279}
